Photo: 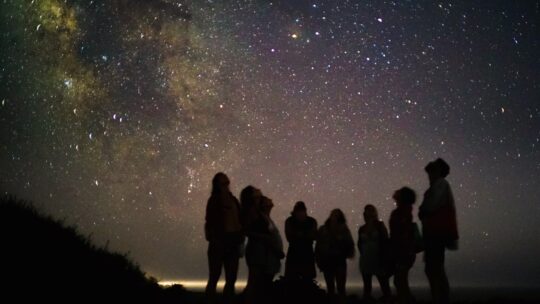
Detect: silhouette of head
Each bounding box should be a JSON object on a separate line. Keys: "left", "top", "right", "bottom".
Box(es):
{"left": 211, "top": 172, "right": 230, "bottom": 195}
{"left": 292, "top": 201, "right": 307, "bottom": 220}
{"left": 327, "top": 208, "right": 346, "bottom": 226}
{"left": 425, "top": 158, "right": 450, "bottom": 183}
{"left": 393, "top": 187, "right": 416, "bottom": 207}
{"left": 240, "top": 185, "right": 263, "bottom": 224}
{"left": 240, "top": 185, "right": 262, "bottom": 210}
{"left": 363, "top": 204, "right": 379, "bottom": 223}
{"left": 261, "top": 196, "right": 274, "bottom": 216}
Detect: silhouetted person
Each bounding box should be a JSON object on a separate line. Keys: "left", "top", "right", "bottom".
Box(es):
{"left": 285, "top": 201, "right": 318, "bottom": 280}
{"left": 240, "top": 185, "right": 263, "bottom": 229}
{"left": 240, "top": 185, "right": 263, "bottom": 301}
{"left": 245, "top": 195, "right": 284, "bottom": 304}
{"left": 358, "top": 204, "right": 392, "bottom": 302}
{"left": 419, "top": 158, "right": 458, "bottom": 304}
{"left": 315, "top": 208, "right": 355, "bottom": 302}
{"left": 390, "top": 187, "right": 417, "bottom": 304}
{"left": 204, "top": 172, "right": 244, "bottom": 303}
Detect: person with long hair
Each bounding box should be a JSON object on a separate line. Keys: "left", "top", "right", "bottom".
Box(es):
{"left": 204, "top": 172, "right": 244, "bottom": 303}
{"left": 285, "top": 201, "right": 318, "bottom": 280}
{"left": 315, "top": 208, "right": 355, "bottom": 302}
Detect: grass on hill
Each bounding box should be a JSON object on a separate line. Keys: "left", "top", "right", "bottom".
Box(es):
{"left": 0, "top": 195, "right": 189, "bottom": 303}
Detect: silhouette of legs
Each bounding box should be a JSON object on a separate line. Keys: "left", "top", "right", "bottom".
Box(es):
{"left": 323, "top": 262, "right": 347, "bottom": 303}
{"left": 376, "top": 274, "right": 392, "bottom": 299}
{"left": 223, "top": 252, "right": 239, "bottom": 302}
{"left": 323, "top": 271, "right": 336, "bottom": 295}
{"left": 246, "top": 268, "right": 273, "bottom": 304}
{"left": 394, "top": 266, "right": 413, "bottom": 303}
{"left": 244, "top": 269, "right": 256, "bottom": 304}
{"left": 206, "top": 235, "right": 241, "bottom": 303}
{"left": 335, "top": 264, "right": 346, "bottom": 297}
{"left": 362, "top": 272, "right": 373, "bottom": 299}
{"left": 206, "top": 241, "right": 224, "bottom": 302}
{"left": 363, "top": 272, "right": 391, "bottom": 301}
{"left": 425, "top": 241, "right": 450, "bottom": 304}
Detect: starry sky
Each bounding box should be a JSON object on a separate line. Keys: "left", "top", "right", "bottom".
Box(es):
{"left": 1, "top": 0, "right": 539, "bottom": 286}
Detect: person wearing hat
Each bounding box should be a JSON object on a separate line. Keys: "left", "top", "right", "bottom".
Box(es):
{"left": 284, "top": 201, "right": 318, "bottom": 280}
{"left": 419, "top": 158, "right": 459, "bottom": 304}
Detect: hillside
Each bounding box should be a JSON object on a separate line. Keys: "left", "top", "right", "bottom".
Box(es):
{"left": 0, "top": 195, "right": 188, "bottom": 303}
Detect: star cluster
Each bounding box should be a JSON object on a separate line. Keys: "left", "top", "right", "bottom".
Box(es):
{"left": 1, "top": 0, "right": 539, "bottom": 285}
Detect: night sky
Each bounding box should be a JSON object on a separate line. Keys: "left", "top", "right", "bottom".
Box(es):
{"left": 1, "top": 0, "right": 539, "bottom": 286}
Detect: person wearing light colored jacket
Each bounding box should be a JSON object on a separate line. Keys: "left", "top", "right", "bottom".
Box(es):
{"left": 244, "top": 195, "right": 284, "bottom": 304}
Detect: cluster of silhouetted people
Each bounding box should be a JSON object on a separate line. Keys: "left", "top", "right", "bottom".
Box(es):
{"left": 204, "top": 158, "right": 458, "bottom": 304}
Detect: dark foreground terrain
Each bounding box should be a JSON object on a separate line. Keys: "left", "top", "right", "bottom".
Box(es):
{"left": 180, "top": 284, "right": 540, "bottom": 304}
{"left": 0, "top": 196, "right": 191, "bottom": 303}
{"left": 1, "top": 195, "right": 538, "bottom": 304}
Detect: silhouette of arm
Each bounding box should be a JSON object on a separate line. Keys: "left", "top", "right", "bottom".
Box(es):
{"left": 380, "top": 222, "right": 389, "bottom": 240}
{"left": 308, "top": 218, "right": 318, "bottom": 241}
{"left": 205, "top": 196, "right": 220, "bottom": 241}
{"left": 314, "top": 227, "right": 325, "bottom": 267}
{"left": 389, "top": 211, "right": 397, "bottom": 240}
{"left": 345, "top": 227, "right": 355, "bottom": 258}
{"left": 285, "top": 218, "right": 294, "bottom": 243}
{"left": 357, "top": 226, "right": 364, "bottom": 254}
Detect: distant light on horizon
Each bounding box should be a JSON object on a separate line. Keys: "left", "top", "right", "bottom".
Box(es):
{"left": 156, "top": 279, "right": 499, "bottom": 291}
{"left": 158, "top": 280, "right": 246, "bottom": 289}
{"left": 157, "top": 280, "right": 365, "bottom": 290}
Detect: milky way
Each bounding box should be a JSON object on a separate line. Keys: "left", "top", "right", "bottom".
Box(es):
{"left": 1, "top": 0, "right": 539, "bottom": 285}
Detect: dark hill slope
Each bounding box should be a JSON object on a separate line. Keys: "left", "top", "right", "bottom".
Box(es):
{"left": 0, "top": 196, "right": 187, "bottom": 303}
